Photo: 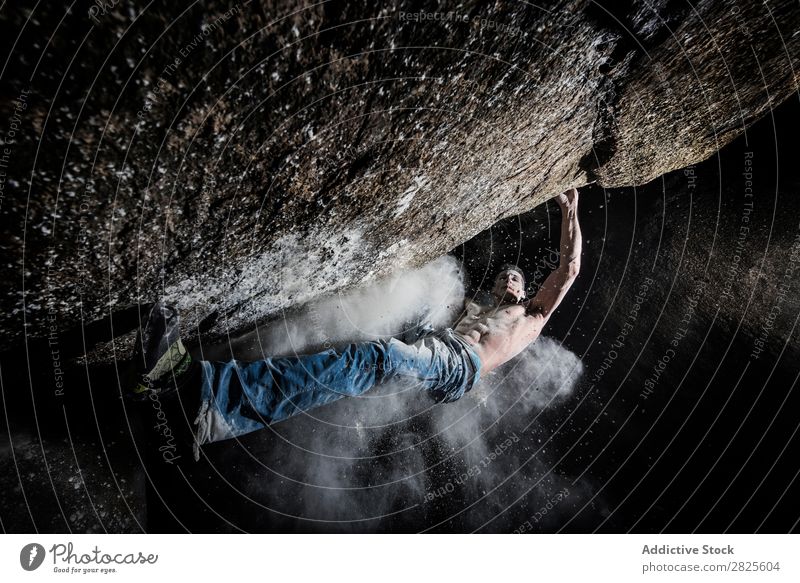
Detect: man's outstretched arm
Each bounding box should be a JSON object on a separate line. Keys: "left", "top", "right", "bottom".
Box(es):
{"left": 527, "top": 188, "right": 581, "bottom": 322}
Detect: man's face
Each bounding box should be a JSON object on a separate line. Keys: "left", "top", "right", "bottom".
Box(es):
{"left": 492, "top": 269, "right": 525, "bottom": 302}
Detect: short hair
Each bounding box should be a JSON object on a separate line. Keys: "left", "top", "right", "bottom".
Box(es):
{"left": 496, "top": 263, "right": 526, "bottom": 288}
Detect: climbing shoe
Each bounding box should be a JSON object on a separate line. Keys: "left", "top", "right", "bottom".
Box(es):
{"left": 129, "top": 300, "right": 195, "bottom": 400}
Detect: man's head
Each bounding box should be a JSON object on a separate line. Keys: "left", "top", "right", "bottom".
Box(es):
{"left": 491, "top": 264, "right": 527, "bottom": 304}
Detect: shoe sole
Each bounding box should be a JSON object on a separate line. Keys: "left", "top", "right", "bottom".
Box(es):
{"left": 131, "top": 338, "right": 193, "bottom": 397}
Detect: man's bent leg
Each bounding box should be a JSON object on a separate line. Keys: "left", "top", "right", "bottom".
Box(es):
{"left": 191, "top": 333, "right": 481, "bottom": 460}
{"left": 193, "top": 341, "right": 392, "bottom": 457}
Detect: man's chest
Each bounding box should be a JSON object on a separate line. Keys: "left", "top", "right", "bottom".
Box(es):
{"left": 461, "top": 301, "right": 528, "bottom": 325}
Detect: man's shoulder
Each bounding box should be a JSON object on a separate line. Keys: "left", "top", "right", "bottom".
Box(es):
{"left": 522, "top": 298, "right": 546, "bottom": 318}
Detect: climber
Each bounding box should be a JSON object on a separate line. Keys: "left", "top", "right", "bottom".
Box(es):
{"left": 130, "top": 188, "right": 581, "bottom": 462}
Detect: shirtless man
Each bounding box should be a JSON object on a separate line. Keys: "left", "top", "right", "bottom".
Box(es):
{"left": 454, "top": 187, "right": 581, "bottom": 373}
{"left": 131, "top": 188, "right": 580, "bottom": 461}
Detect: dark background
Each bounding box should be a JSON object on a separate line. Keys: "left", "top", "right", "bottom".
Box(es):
{"left": 2, "top": 96, "right": 798, "bottom": 533}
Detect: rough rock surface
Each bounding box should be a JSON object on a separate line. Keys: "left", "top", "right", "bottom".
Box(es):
{"left": 1, "top": 0, "right": 798, "bottom": 358}
{"left": 3, "top": 101, "right": 798, "bottom": 532}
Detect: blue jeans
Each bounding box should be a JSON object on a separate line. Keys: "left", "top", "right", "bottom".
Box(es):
{"left": 191, "top": 328, "right": 481, "bottom": 459}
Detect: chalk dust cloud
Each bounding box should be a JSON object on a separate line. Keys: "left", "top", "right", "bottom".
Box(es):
{"left": 200, "top": 255, "right": 599, "bottom": 532}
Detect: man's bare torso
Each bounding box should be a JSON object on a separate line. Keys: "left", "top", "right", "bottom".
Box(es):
{"left": 446, "top": 188, "right": 581, "bottom": 375}
{"left": 453, "top": 299, "right": 544, "bottom": 373}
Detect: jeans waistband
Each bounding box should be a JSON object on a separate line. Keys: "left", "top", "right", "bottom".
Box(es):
{"left": 434, "top": 328, "right": 482, "bottom": 380}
